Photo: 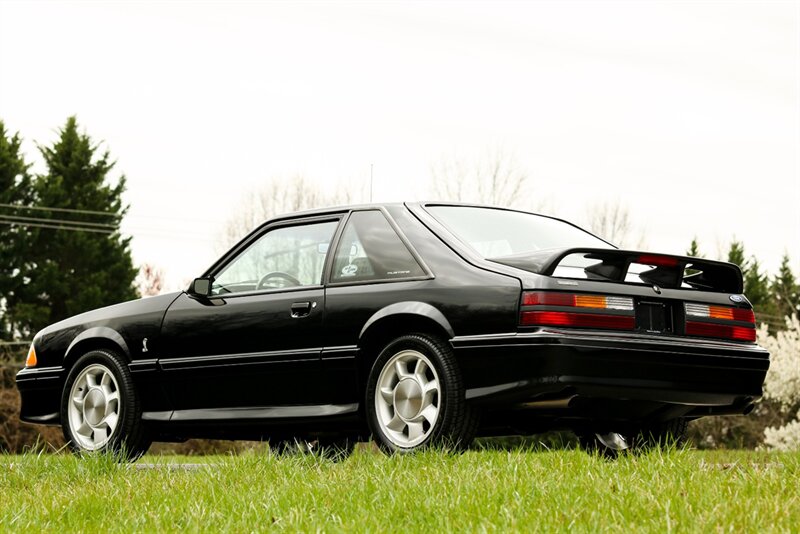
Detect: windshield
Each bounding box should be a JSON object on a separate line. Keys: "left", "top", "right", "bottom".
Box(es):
{"left": 427, "top": 206, "right": 612, "bottom": 258}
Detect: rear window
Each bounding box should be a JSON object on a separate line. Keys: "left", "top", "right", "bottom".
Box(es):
{"left": 427, "top": 206, "right": 612, "bottom": 258}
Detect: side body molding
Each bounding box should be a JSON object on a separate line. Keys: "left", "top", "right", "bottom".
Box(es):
{"left": 65, "top": 326, "right": 130, "bottom": 362}
{"left": 359, "top": 301, "right": 455, "bottom": 340}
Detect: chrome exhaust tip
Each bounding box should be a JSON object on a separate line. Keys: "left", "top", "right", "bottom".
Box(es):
{"left": 595, "top": 432, "right": 629, "bottom": 451}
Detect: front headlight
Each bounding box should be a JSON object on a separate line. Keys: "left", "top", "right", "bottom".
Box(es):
{"left": 25, "top": 343, "right": 37, "bottom": 367}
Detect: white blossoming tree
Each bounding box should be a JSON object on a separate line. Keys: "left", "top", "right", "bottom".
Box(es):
{"left": 760, "top": 315, "right": 800, "bottom": 450}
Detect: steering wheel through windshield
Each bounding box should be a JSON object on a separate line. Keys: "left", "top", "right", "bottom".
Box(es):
{"left": 256, "top": 271, "right": 302, "bottom": 290}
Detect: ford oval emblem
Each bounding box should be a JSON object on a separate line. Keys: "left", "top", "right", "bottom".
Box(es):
{"left": 730, "top": 294, "right": 745, "bottom": 303}
{"left": 652, "top": 285, "right": 661, "bottom": 294}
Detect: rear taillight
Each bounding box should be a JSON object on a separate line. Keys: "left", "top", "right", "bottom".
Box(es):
{"left": 684, "top": 303, "right": 756, "bottom": 342}
{"left": 520, "top": 291, "right": 635, "bottom": 331}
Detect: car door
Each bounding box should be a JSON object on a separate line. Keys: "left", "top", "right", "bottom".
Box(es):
{"left": 321, "top": 209, "right": 433, "bottom": 405}
{"left": 157, "top": 216, "right": 342, "bottom": 418}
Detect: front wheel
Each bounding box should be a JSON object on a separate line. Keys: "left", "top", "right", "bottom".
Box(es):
{"left": 61, "top": 349, "right": 151, "bottom": 461}
{"left": 366, "top": 334, "right": 478, "bottom": 453}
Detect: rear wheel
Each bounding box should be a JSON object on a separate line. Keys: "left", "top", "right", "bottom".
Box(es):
{"left": 61, "top": 349, "right": 151, "bottom": 461}
{"left": 366, "top": 334, "right": 478, "bottom": 453}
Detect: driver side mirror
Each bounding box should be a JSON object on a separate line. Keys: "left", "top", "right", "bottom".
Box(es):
{"left": 189, "top": 277, "right": 213, "bottom": 297}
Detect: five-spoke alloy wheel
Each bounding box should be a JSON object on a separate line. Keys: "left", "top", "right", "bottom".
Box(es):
{"left": 366, "top": 334, "right": 478, "bottom": 453}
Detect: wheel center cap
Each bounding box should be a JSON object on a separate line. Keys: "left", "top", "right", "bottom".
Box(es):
{"left": 83, "top": 388, "right": 106, "bottom": 426}
{"left": 394, "top": 378, "right": 423, "bottom": 420}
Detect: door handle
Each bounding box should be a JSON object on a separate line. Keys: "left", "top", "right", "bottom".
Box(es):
{"left": 290, "top": 301, "right": 312, "bottom": 318}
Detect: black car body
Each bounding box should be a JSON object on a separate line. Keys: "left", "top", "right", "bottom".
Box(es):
{"left": 16, "top": 202, "right": 769, "bottom": 456}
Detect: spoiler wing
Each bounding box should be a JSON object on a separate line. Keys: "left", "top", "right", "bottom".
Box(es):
{"left": 490, "top": 248, "right": 743, "bottom": 294}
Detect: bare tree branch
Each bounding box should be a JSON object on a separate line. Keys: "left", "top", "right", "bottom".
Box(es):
{"left": 586, "top": 200, "right": 645, "bottom": 249}
{"left": 429, "top": 148, "right": 533, "bottom": 208}
{"left": 216, "top": 175, "right": 361, "bottom": 252}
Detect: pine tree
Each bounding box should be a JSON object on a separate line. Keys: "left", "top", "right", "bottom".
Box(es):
{"left": 686, "top": 237, "right": 702, "bottom": 258}
{"left": 727, "top": 240, "right": 747, "bottom": 273}
{"left": 9, "top": 117, "right": 137, "bottom": 336}
{"left": 772, "top": 254, "right": 800, "bottom": 320}
{"left": 0, "top": 121, "right": 34, "bottom": 339}
{"left": 743, "top": 257, "right": 770, "bottom": 309}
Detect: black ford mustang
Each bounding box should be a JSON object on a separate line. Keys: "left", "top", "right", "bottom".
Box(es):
{"left": 16, "top": 202, "right": 769, "bottom": 459}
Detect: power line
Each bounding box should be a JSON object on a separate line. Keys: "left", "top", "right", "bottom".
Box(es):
{"left": 0, "top": 202, "right": 222, "bottom": 225}
{"left": 0, "top": 220, "right": 114, "bottom": 234}
{"left": 0, "top": 213, "right": 118, "bottom": 229}
{"left": 0, "top": 202, "right": 120, "bottom": 218}
{"left": 0, "top": 206, "right": 219, "bottom": 241}
{"left": 0, "top": 218, "right": 215, "bottom": 242}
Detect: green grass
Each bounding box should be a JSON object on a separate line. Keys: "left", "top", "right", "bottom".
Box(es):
{"left": 1, "top": 446, "right": 798, "bottom": 532}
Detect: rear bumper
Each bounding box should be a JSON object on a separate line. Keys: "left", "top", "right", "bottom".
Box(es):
{"left": 15, "top": 366, "right": 64, "bottom": 425}
{"left": 453, "top": 328, "right": 769, "bottom": 413}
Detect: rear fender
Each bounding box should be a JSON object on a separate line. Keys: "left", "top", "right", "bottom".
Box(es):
{"left": 359, "top": 301, "right": 454, "bottom": 341}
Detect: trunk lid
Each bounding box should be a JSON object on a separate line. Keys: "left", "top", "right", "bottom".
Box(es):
{"left": 494, "top": 248, "right": 755, "bottom": 343}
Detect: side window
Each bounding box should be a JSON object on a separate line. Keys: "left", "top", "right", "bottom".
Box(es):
{"left": 331, "top": 211, "right": 425, "bottom": 283}
{"left": 212, "top": 220, "right": 338, "bottom": 295}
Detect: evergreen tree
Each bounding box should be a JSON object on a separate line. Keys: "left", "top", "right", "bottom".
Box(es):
{"left": 772, "top": 253, "right": 800, "bottom": 320}
{"left": 743, "top": 257, "right": 770, "bottom": 309}
{"left": 686, "top": 237, "right": 702, "bottom": 257}
{"left": 727, "top": 240, "right": 747, "bottom": 273}
{"left": 0, "top": 121, "right": 33, "bottom": 339}
{"left": 9, "top": 117, "right": 137, "bottom": 336}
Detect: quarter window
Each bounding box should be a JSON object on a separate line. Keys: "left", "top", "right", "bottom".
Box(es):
{"left": 331, "top": 211, "right": 425, "bottom": 283}
{"left": 212, "top": 220, "right": 338, "bottom": 295}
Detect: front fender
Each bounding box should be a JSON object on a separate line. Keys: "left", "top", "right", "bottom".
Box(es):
{"left": 65, "top": 326, "right": 130, "bottom": 364}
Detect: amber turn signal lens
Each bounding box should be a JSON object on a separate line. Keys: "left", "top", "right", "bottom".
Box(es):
{"left": 26, "top": 345, "right": 37, "bottom": 367}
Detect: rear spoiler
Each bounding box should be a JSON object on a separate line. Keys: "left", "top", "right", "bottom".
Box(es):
{"left": 490, "top": 248, "right": 744, "bottom": 294}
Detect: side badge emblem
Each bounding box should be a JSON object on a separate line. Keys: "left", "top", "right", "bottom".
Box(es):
{"left": 653, "top": 285, "right": 662, "bottom": 294}
{"left": 142, "top": 338, "right": 149, "bottom": 353}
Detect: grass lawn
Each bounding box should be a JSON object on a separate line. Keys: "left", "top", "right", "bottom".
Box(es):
{"left": 1, "top": 446, "right": 797, "bottom": 532}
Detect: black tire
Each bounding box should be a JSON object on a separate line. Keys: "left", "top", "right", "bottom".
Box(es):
{"left": 60, "top": 349, "right": 151, "bottom": 461}
{"left": 365, "top": 333, "right": 479, "bottom": 453}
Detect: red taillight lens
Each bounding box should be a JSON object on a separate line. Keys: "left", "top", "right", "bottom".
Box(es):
{"left": 686, "top": 321, "right": 756, "bottom": 342}
{"left": 684, "top": 302, "right": 756, "bottom": 342}
{"left": 685, "top": 303, "right": 754, "bottom": 323}
{"left": 521, "top": 311, "right": 635, "bottom": 330}
{"left": 520, "top": 291, "right": 635, "bottom": 331}
{"left": 521, "top": 292, "right": 634, "bottom": 310}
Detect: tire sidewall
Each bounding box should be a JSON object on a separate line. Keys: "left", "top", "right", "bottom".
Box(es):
{"left": 61, "top": 350, "right": 132, "bottom": 455}
{"left": 366, "top": 334, "right": 457, "bottom": 453}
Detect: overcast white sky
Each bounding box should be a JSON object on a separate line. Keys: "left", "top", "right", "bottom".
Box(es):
{"left": 1, "top": 1, "right": 798, "bottom": 289}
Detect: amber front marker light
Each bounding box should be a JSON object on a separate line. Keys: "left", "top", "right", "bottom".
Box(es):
{"left": 25, "top": 344, "right": 37, "bottom": 367}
